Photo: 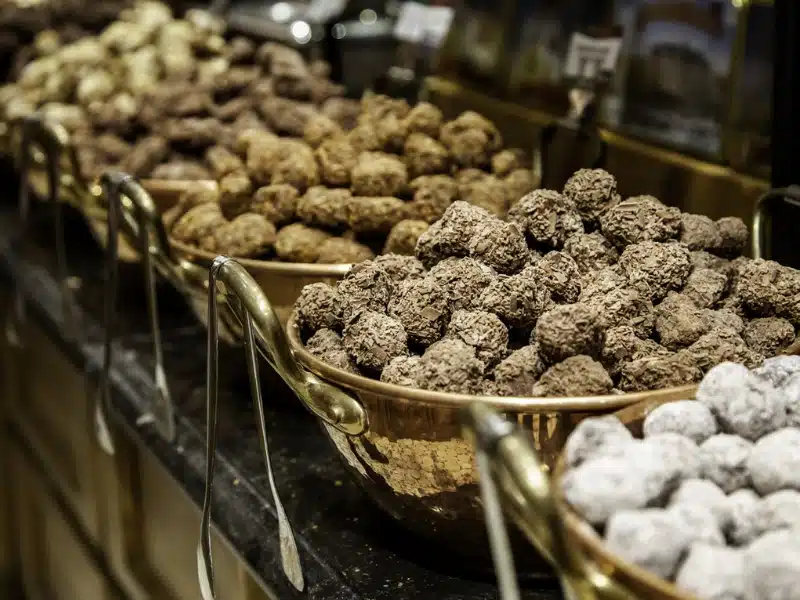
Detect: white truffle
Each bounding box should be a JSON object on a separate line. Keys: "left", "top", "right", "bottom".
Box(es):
{"left": 747, "top": 427, "right": 800, "bottom": 495}
{"left": 643, "top": 400, "right": 718, "bottom": 444}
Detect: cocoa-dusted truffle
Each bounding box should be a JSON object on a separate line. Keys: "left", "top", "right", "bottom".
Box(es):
{"left": 383, "top": 220, "right": 429, "bottom": 256}
{"left": 458, "top": 174, "right": 510, "bottom": 217}
{"left": 687, "top": 329, "right": 764, "bottom": 373}
{"left": 491, "top": 149, "right": 525, "bottom": 177}
{"left": 682, "top": 268, "right": 728, "bottom": 309}
{"left": 316, "top": 237, "right": 374, "bottom": 264}
{"left": 680, "top": 213, "right": 722, "bottom": 251}
{"left": 743, "top": 317, "right": 795, "bottom": 356}
{"left": 715, "top": 217, "right": 748, "bottom": 257}
{"left": 314, "top": 136, "right": 358, "bottom": 187}
{"left": 479, "top": 270, "right": 552, "bottom": 329}
{"left": 274, "top": 222, "right": 330, "bottom": 262}
{"left": 374, "top": 113, "right": 410, "bottom": 152}
{"left": 618, "top": 241, "right": 692, "bottom": 302}
{"left": 529, "top": 252, "right": 582, "bottom": 303}
{"left": 347, "top": 122, "right": 381, "bottom": 153}
{"left": 296, "top": 187, "right": 350, "bottom": 229}
{"left": 417, "top": 338, "right": 484, "bottom": 394}
{"left": 336, "top": 260, "right": 394, "bottom": 322}
{"left": 212, "top": 213, "right": 276, "bottom": 257}
{"left": 415, "top": 201, "right": 493, "bottom": 267}
{"left": 579, "top": 266, "right": 628, "bottom": 302}
{"left": 172, "top": 203, "right": 225, "bottom": 248}
{"left": 563, "top": 232, "right": 619, "bottom": 274}
{"left": 562, "top": 168, "right": 621, "bottom": 225}
{"left": 251, "top": 184, "right": 299, "bottom": 225}
{"left": 406, "top": 174, "right": 458, "bottom": 224}
{"left": 655, "top": 293, "right": 712, "bottom": 349}
{"left": 619, "top": 352, "right": 702, "bottom": 392}
{"left": 599, "top": 195, "right": 681, "bottom": 249}
{"left": 218, "top": 170, "right": 253, "bottom": 218}
{"left": 119, "top": 134, "right": 169, "bottom": 176}
{"left": 259, "top": 97, "right": 316, "bottom": 136}
{"left": 508, "top": 189, "right": 584, "bottom": 249}
{"left": 380, "top": 355, "right": 422, "bottom": 387}
{"left": 296, "top": 283, "right": 342, "bottom": 332}
{"left": 601, "top": 326, "right": 669, "bottom": 377}
{"left": 206, "top": 144, "right": 244, "bottom": 179}
{"left": 404, "top": 133, "right": 448, "bottom": 178}
{"left": 341, "top": 309, "right": 406, "bottom": 373}
{"left": 271, "top": 152, "right": 319, "bottom": 192}
{"left": 404, "top": 102, "right": 443, "bottom": 137}
{"left": 493, "top": 345, "right": 546, "bottom": 396}
{"left": 446, "top": 309, "right": 509, "bottom": 367}
{"left": 387, "top": 276, "right": 450, "bottom": 347}
{"left": 738, "top": 259, "right": 800, "bottom": 325}
{"left": 351, "top": 152, "right": 408, "bottom": 197}
{"left": 347, "top": 196, "right": 406, "bottom": 234}
{"left": 468, "top": 219, "right": 528, "bottom": 275}
{"left": 151, "top": 161, "right": 212, "bottom": 181}
{"left": 440, "top": 111, "right": 501, "bottom": 168}
{"left": 373, "top": 253, "right": 426, "bottom": 284}
{"left": 690, "top": 250, "right": 731, "bottom": 279}
{"left": 535, "top": 303, "right": 604, "bottom": 364}
{"left": 504, "top": 169, "right": 536, "bottom": 202}
{"left": 584, "top": 286, "right": 656, "bottom": 340}
{"left": 532, "top": 355, "right": 613, "bottom": 397}
{"left": 428, "top": 257, "right": 497, "bottom": 312}
{"left": 306, "top": 328, "right": 358, "bottom": 373}
{"left": 302, "top": 113, "right": 342, "bottom": 148}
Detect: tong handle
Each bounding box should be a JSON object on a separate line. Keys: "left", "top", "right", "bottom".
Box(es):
{"left": 200, "top": 256, "right": 306, "bottom": 597}
{"left": 461, "top": 403, "right": 637, "bottom": 600}
{"left": 7, "top": 114, "right": 78, "bottom": 345}
{"left": 94, "top": 171, "right": 176, "bottom": 457}
{"left": 751, "top": 185, "right": 800, "bottom": 260}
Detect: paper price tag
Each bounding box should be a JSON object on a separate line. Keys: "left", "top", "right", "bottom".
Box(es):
{"left": 563, "top": 32, "right": 622, "bottom": 80}
{"left": 394, "top": 1, "right": 454, "bottom": 48}
{"left": 305, "top": 0, "right": 348, "bottom": 23}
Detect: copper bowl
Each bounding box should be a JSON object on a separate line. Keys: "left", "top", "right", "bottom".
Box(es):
{"left": 283, "top": 313, "right": 695, "bottom": 553}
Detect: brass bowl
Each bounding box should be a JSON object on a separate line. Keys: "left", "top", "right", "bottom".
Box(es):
{"left": 169, "top": 240, "right": 350, "bottom": 326}
{"left": 284, "top": 314, "right": 695, "bottom": 552}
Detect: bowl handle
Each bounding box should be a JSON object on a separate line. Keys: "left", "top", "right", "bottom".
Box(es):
{"left": 751, "top": 185, "right": 800, "bottom": 260}
{"left": 461, "top": 402, "right": 636, "bottom": 600}
{"left": 5, "top": 114, "right": 79, "bottom": 347}
{"left": 92, "top": 171, "right": 177, "bottom": 456}
{"left": 198, "top": 256, "right": 367, "bottom": 598}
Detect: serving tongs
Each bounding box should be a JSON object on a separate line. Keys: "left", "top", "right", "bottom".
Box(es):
{"left": 94, "top": 172, "right": 181, "bottom": 454}
{"left": 751, "top": 185, "right": 800, "bottom": 261}
{"left": 4, "top": 114, "right": 81, "bottom": 348}
{"left": 532, "top": 72, "right": 611, "bottom": 192}
{"left": 461, "top": 402, "right": 637, "bottom": 600}
{"left": 198, "top": 257, "right": 366, "bottom": 597}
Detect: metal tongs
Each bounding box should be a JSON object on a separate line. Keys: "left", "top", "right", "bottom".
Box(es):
{"left": 5, "top": 115, "right": 80, "bottom": 347}
{"left": 461, "top": 402, "right": 636, "bottom": 600}
{"left": 533, "top": 72, "right": 611, "bottom": 191}
{"left": 94, "top": 171, "right": 176, "bottom": 455}
{"left": 199, "top": 256, "right": 305, "bottom": 598}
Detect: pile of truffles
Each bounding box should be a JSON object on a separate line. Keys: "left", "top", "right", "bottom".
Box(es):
{"left": 0, "top": 0, "right": 351, "bottom": 180}
{"left": 561, "top": 357, "right": 800, "bottom": 600}
{"left": 294, "top": 168, "right": 800, "bottom": 396}
{"left": 166, "top": 96, "right": 536, "bottom": 262}
{"left": 0, "top": 0, "right": 131, "bottom": 76}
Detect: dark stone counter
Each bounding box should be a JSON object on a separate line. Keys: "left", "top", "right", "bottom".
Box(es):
{"left": 0, "top": 198, "right": 562, "bottom": 600}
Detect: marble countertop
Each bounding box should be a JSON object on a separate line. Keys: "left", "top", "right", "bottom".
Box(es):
{"left": 0, "top": 196, "right": 562, "bottom": 600}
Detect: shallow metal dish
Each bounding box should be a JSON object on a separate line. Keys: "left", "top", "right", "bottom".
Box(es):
{"left": 283, "top": 313, "right": 695, "bottom": 551}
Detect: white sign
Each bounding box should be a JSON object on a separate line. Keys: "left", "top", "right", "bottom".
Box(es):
{"left": 563, "top": 32, "right": 622, "bottom": 80}
{"left": 394, "top": 1, "right": 454, "bottom": 48}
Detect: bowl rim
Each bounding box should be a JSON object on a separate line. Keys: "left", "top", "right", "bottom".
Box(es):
{"left": 285, "top": 313, "right": 699, "bottom": 412}
{"left": 169, "top": 237, "right": 354, "bottom": 277}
